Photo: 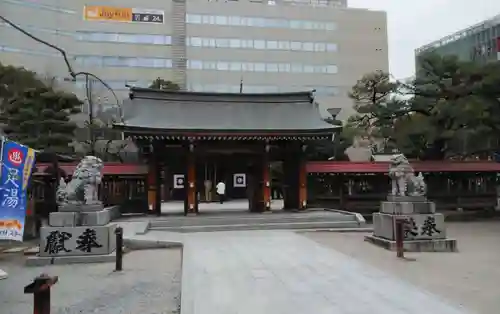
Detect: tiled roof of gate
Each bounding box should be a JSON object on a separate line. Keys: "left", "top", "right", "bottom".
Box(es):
{"left": 113, "top": 88, "right": 338, "bottom": 134}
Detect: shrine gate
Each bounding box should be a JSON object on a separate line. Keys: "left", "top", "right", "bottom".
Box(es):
{"left": 113, "top": 88, "right": 338, "bottom": 215}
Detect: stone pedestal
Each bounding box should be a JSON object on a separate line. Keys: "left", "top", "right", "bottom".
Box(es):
{"left": 365, "top": 198, "right": 458, "bottom": 252}
{"left": 49, "top": 209, "right": 111, "bottom": 227}
{"left": 27, "top": 203, "right": 117, "bottom": 266}
{"left": 380, "top": 198, "right": 435, "bottom": 215}
{"left": 372, "top": 212, "right": 446, "bottom": 240}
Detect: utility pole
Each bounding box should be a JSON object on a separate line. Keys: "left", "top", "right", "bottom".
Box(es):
{"left": 85, "top": 75, "right": 95, "bottom": 155}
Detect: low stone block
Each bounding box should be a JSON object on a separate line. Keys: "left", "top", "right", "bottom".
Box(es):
{"left": 0, "top": 268, "right": 8, "bottom": 280}
{"left": 80, "top": 210, "right": 111, "bottom": 226}
{"left": 58, "top": 204, "right": 81, "bottom": 212}
{"left": 373, "top": 212, "right": 446, "bottom": 240}
{"left": 364, "top": 234, "right": 458, "bottom": 252}
{"left": 39, "top": 224, "right": 116, "bottom": 257}
{"left": 386, "top": 195, "right": 427, "bottom": 202}
{"left": 26, "top": 252, "right": 116, "bottom": 266}
{"left": 49, "top": 212, "right": 80, "bottom": 227}
{"left": 106, "top": 205, "right": 121, "bottom": 220}
{"left": 413, "top": 201, "right": 436, "bottom": 214}
{"left": 380, "top": 201, "right": 435, "bottom": 214}
{"left": 59, "top": 203, "right": 104, "bottom": 212}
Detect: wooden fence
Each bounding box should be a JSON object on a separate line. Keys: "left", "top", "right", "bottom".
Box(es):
{"left": 307, "top": 172, "right": 498, "bottom": 215}
{"left": 29, "top": 174, "right": 149, "bottom": 219}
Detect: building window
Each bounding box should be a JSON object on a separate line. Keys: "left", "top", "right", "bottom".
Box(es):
{"left": 291, "top": 64, "right": 303, "bottom": 73}
{"left": 186, "top": 14, "right": 202, "bottom": 24}
{"left": 266, "top": 63, "right": 279, "bottom": 72}
{"left": 187, "top": 83, "right": 338, "bottom": 95}
{"left": 229, "top": 39, "right": 241, "bottom": 48}
{"left": 216, "top": 38, "right": 229, "bottom": 48}
{"left": 0, "top": 45, "right": 58, "bottom": 57}
{"left": 76, "top": 55, "right": 172, "bottom": 68}
{"left": 291, "top": 41, "right": 302, "bottom": 51}
{"left": 326, "top": 43, "right": 337, "bottom": 52}
{"left": 251, "top": 63, "right": 263, "bottom": 72}
{"left": 267, "top": 41, "right": 278, "bottom": 49}
{"left": 217, "top": 62, "right": 229, "bottom": 71}
{"left": 229, "top": 62, "right": 242, "bottom": 71}
{"left": 190, "top": 37, "right": 202, "bottom": 47}
{"left": 187, "top": 36, "right": 337, "bottom": 53}
{"left": 314, "top": 43, "right": 326, "bottom": 52}
{"left": 72, "top": 79, "right": 150, "bottom": 91}
{"left": 188, "top": 60, "right": 203, "bottom": 69}
{"left": 303, "top": 42, "right": 314, "bottom": 51}
{"left": 326, "top": 65, "right": 338, "bottom": 73}
{"left": 278, "top": 63, "right": 291, "bottom": 72}
{"left": 203, "top": 61, "right": 217, "bottom": 70}
{"left": 77, "top": 31, "right": 172, "bottom": 45}
{"left": 187, "top": 60, "right": 337, "bottom": 74}
{"left": 3, "top": 0, "right": 76, "bottom": 14}
{"left": 303, "top": 65, "right": 314, "bottom": 73}
{"left": 185, "top": 13, "right": 336, "bottom": 31}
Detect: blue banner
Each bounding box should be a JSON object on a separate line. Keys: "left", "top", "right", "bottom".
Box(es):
{"left": 0, "top": 138, "right": 36, "bottom": 241}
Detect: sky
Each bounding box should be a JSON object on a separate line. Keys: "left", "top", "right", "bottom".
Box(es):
{"left": 348, "top": 0, "right": 500, "bottom": 79}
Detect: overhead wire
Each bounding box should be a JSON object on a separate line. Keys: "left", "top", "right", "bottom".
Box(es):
{"left": 0, "top": 14, "right": 123, "bottom": 122}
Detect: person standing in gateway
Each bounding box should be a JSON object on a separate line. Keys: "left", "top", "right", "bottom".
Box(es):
{"left": 216, "top": 180, "right": 226, "bottom": 204}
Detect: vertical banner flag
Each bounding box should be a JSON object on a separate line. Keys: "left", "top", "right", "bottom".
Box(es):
{"left": 0, "top": 138, "right": 36, "bottom": 241}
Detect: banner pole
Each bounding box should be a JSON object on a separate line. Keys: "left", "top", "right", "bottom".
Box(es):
{"left": 0, "top": 136, "right": 5, "bottom": 182}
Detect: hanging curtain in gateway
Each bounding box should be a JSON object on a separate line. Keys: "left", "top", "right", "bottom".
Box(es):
{"left": 0, "top": 138, "right": 36, "bottom": 241}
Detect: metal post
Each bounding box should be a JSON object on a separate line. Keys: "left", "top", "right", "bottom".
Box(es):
{"left": 395, "top": 218, "right": 404, "bottom": 258}
{"left": 24, "top": 274, "right": 58, "bottom": 314}
{"left": 115, "top": 227, "right": 123, "bottom": 271}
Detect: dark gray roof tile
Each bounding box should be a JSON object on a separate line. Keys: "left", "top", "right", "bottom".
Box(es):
{"left": 115, "top": 89, "right": 338, "bottom": 133}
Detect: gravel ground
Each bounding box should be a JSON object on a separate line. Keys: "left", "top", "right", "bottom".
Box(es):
{"left": 0, "top": 248, "right": 181, "bottom": 314}
{"left": 304, "top": 221, "right": 500, "bottom": 314}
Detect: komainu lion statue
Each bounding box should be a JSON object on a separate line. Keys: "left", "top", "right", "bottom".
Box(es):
{"left": 388, "top": 154, "right": 426, "bottom": 196}
{"left": 56, "top": 156, "right": 104, "bottom": 207}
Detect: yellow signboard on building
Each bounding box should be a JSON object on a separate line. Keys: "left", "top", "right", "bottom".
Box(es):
{"left": 83, "top": 6, "right": 164, "bottom": 24}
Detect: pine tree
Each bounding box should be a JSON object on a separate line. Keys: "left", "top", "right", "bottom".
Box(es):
{"left": 0, "top": 62, "right": 44, "bottom": 108}
{"left": 149, "top": 78, "right": 181, "bottom": 90}
{"left": 1, "top": 86, "right": 82, "bottom": 154}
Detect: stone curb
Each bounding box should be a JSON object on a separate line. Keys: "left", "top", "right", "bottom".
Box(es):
{"left": 323, "top": 208, "right": 367, "bottom": 226}
{"left": 296, "top": 227, "right": 373, "bottom": 233}
{"left": 123, "top": 238, "right": 183, "bottom": 250}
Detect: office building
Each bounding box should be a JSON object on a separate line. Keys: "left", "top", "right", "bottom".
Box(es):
{"left": 416, "top": 14, "right": 500, "bottom": 66}
{"left": 1, "top": 0, "right": 388, "bottom": 119}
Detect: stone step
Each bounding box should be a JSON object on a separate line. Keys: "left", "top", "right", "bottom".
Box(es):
{"left": 149, "top": 220, "right": 361, "bottom": 233}
{"left": 149, "top": 213, "right": 356, "bottom": 228}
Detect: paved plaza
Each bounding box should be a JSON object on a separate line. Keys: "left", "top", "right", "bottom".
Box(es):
{"left": 3, "top": 221, "right": 498, "bottom": 313}
{"left": 306, "top": 221, "right": 500, "bottom": 314}
{"left": 181, "top": 231, "right": 469, "bottom": 314}
{"left": 0, "top": 249, "right": 181, "bottom": 314}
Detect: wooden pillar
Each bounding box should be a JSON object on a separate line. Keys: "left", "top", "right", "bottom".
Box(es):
{"left": 263, "top": 143, "right": 271, "bottom": 212}
{"left": 298, "top": 147, "right": 307, "bottom": 210}
{"left": 154, "top": 155, "right": 162, "bottom": 216}
{"left": 185, "top": 141, "right": 198, "bottom": 215}
{"left": 147, "top": 144, "right": 157, "bottom": 214}
{"left": 147, "top": 141, "right": 162, "bottom": 216}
